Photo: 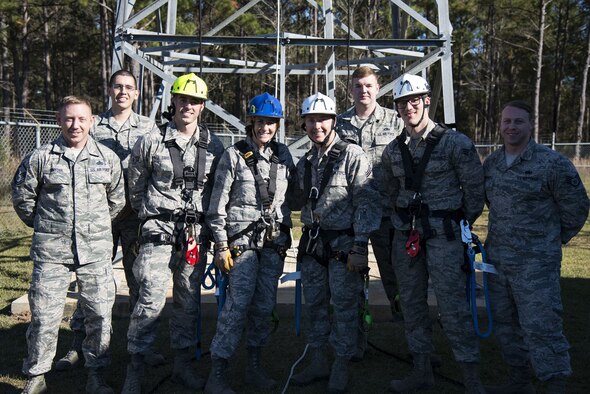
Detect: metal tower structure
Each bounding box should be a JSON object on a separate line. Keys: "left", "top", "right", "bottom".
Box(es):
{"left": 111, "top": 0, "right": 455, "bottom": 143}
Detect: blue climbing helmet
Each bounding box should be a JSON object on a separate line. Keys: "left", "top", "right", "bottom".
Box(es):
{"left": 247, "top": 92, "right": 283, "bottom": 119}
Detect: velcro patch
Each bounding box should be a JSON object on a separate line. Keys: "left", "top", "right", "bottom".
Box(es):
{"left": 566, "top": 174, "right": 581, "bottom": 187}
{"left": 14, "top": 163, "right": 27, "bottom": 185}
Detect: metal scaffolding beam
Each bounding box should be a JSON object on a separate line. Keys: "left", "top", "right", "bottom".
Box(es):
{"left": 112, "top": 0, "right": 456, "bottom": 138}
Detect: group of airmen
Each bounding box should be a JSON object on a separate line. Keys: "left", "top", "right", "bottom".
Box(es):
{"left": 11, "top": 66, "right": 589, "bottom": 394}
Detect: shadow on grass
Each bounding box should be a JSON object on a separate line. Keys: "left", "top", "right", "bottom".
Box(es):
{"left": 0, "top": 277, "right": 588, "bottom": 393}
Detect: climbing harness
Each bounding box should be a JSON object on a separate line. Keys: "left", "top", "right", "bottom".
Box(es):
{"left": 233, "top": 139, "right": 283, "bottom": 245}
{"left": 149, "top": 124, "right": 210, "bottom": 269}
{"left": 300, "top": 140, "right": 351, "bottom": 266}
{"left": 460, "top": 220, "right": 497, "bottom": 338}
{"left": 395, "top": 125, "right": 450, "bottom": 253}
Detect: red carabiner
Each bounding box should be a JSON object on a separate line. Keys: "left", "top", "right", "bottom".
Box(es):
{"left": 405, "top": 229, "right": 421, "bottom": 257}
{"left": 185, "top": 236, "right": 199, "bottom": 266}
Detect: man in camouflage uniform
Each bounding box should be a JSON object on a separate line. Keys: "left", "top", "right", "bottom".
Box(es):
{"left": 12, "top": 96, "right": 125, "bottom": 394}
{"left": 289, "top": 93, "right": 380, "bottom": 393}
{"left": 484, "top": 100, "right": 589, "bottom": 394}
{"left": 336, "top": 66, "right": 404, "bottom": 326}
{"left": 382, "top": 74, "right": 485, "bottom": 393}
{"left": 56, "top": 70, "right": 163, "bottom": 372}
{"left": 204, "top": 93, "right": 294, "bottom": 394}
{"left": 120, "top": 73, "right": 224, "bottom": 393}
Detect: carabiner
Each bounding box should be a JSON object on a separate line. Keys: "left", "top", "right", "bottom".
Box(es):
{"left": 309, "top": 224, "right": 320, "bottom": 240}
{"left": 460, "top": 219, "right": 473, "bottom": 244}
{"left": 308, "top": 186, "right": 319, "bottom": 200}
{"left": 260, "top": 209, "right": 273, "bottom": 226}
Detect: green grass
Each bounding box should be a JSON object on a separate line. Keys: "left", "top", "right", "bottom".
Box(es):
{"left": 0, "top": 204, "right": 589, "bottom": 392}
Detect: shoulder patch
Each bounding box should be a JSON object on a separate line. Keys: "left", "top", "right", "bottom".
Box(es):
{"left": 566, "top": 174, "right": 581, "bottom": 187}
{"left": 14, "top": 163, "right": 27, "bottom": 185}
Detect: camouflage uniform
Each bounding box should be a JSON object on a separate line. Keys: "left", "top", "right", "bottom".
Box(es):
{"left": 292, "top": 134, "right": 380, "bottom": 359}
{"left": 381, "top": 120, "right": 484, "bottom": 362}
{"left": 68, "top": 110, "right": 158, "bottom": 334}
{"left": 12, "top": 135, "right": 125, "bottom": 376}
{"left": 207, "top": 136, "right": 294, "bottom": 359}
{"left": 484, "top": 139, "right": 589, "bottom": 380}
{"left": 336, "top": 103, "right": 404, "bottom": 308}
{"left": 126, "top": 121, "right": 223, "bottom": 354}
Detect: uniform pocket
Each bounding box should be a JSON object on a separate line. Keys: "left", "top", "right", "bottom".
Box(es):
{"left": 43, "top": 165, "right": 70, "bottom": 185}
{"left": 87, "top": 166, "right": 112, "bottom": 184}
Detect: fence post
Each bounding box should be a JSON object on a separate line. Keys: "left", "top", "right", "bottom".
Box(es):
{"left": 36, "top": 124, "right": 41, "bottom": 149}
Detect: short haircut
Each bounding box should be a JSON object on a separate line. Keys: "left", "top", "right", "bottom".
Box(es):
{"left": 109, "top": 69, "right": 137, "bottom": 87}
{"left": 351, "top": 66, "right": 378, "bottom": 82}
{"left": 57, "top": 95, "right": 92, "bottom": 114}
{"left": 502, "top": 100, "right": 533, "bottom": 120}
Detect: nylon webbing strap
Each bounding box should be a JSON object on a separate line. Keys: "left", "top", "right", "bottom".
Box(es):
{"left": 161, "top": 124, "right": 209, "bottom": 192}
{"left": 304, "top": 140, "right": 348, "bottom": 212}
{"left": 234, "top": 140, "right": 280, "bottom": 213}
{"left": 195, "top": 125, "right": 209, "bottom": 191}
{"left": 397, "top": 124, "right": 447, "bottom": 192}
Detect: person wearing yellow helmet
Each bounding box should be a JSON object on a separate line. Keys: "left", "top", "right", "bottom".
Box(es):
{"left": 121, "top": 73, "right": 224, "bottom": 393}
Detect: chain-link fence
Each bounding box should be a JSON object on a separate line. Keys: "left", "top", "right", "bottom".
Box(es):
{"left": 0, "top": 108, "right": 249, "bottom": 234}
{"left": 2, "top": 107, "right": 590, "bottom": 233}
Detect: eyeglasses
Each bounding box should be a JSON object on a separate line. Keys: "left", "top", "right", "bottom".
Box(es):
{"left": 396, "top": 96, "right": 422, "bottom": 110}
{"left": 112, "top": 84, "right": 136, "bottom": 91}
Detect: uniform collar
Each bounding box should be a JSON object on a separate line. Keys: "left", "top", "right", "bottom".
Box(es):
{"left": 520, "top": 138, "right": 536, "bottom": 161}
{"left": 309, "top": 133, "right": 342, "bottom": 161}
{"left": 340, "top": 103, "right": 385, "bottom": 126}
{"left": 403, "top": 119, "right": 436, "bottom": 144}
{"left": 52, "top": 135, "right": 100, "bottom": 159}
{"left": 496, "top": 138, "right": 535, "bottom": 170}
{"left": 163, "top": 121, "right": 204, "bottom": 148}
{"left": 98, "top": 108, "right": 140, "bottom": 129}
{"left": 245, "top": 135, "right": 274, "bottom": 160}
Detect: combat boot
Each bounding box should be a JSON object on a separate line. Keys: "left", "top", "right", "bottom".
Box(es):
{"left": 171, "top": 347, "right": 205, "bottom": 390}
{"left": 244, "top": 346, "right": 276, "bottom": 389}
{"left": 204, "top": 357, "right": 235, "bottom": 394}
{"left": 545, "top": 375, "right": 567, "bottom": 394}
{"left": 86, "top": 368, "right": 114, "bottom": 394}
{"left": 121, "top": 354, "right": 144, "bottom": 394}
{"left": 461, "top": 362, "right": 486, "bottom": 394}
{"left": 485, "top": 365, "right": 535, "bottom": 394}
{"left": 55, "top": 330, "right": 85, "bottom": 371}
{"left": 328, "top": 356, "right": 349, "bottom": 394}
{"left": 22, "top": 375, "right": 47, "bottom": 394}
{"left": 291, "top": 345, "right": 330, "bottom": 386}
{"left": 141, "top": 348, "right": 166, "bottom": 367}
{"left": 389, "top": 353, "right": 434, "bottom": 392}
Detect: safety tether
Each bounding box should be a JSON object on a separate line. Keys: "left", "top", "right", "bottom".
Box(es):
{"left": 460, "top": 219, "right": 497, "bottom": 338}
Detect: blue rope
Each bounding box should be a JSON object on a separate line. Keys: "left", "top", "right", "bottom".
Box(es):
{"left": 202, "top": 262, "right": 217, "bottom": 290}
{"left": 201, "top": 262, "right": 228, "bottom": 316}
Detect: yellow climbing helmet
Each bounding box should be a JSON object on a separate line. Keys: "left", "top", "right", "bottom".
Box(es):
{"left": 170, "top": 73, "right": 208, "bottom": 100}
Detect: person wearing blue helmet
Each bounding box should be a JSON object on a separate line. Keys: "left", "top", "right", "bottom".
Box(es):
{"left": 204, "top": 92, "right": 295, "bottom": 394}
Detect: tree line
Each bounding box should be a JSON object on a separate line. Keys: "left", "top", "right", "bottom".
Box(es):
{"left": 2, "top": 0, "right": 590, "bottom": 151}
